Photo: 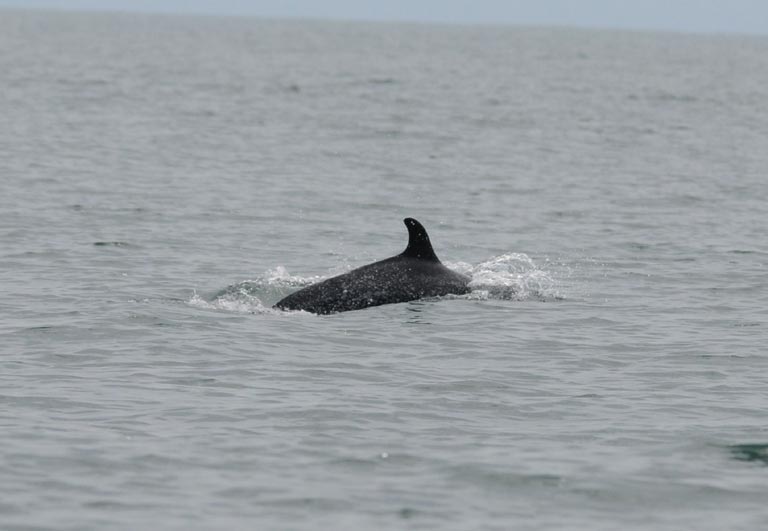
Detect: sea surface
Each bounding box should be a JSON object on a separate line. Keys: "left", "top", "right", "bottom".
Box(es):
{"left": 2, "top": 8, "right": 768, "bottom": 530}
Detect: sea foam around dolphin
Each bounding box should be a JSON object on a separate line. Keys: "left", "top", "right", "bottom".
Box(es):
{"left": 189, "top": 253, "right": 565, "bottom": 314}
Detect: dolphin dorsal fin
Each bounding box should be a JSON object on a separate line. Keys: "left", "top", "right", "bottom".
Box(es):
{"left": 401, "top": 218, "right": 439, "bottom": 261}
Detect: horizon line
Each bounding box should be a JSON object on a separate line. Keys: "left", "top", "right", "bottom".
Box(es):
{"left": 2, "top": 4, "right": 768, "bottom": 39}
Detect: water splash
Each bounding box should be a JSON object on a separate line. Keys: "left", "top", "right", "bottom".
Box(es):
{"left": 191, "top": 254, "right": 562, "bottom": 314}
{"left": 457, "top": 253, "right": 562, "bottom": 301}
{"left": 189, "top": 267, "right": 320, "bottom": 314}
{"left": 188, "top": 290, "right": 270, "bottom": 314}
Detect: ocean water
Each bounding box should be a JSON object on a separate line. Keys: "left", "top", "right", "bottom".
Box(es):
{"left": 2, "top": 8, "right": 768, "bottom": 530}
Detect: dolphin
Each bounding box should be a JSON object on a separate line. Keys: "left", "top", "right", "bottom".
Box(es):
{"left": 273, "top": 218, "right": 471, "bottom": 314}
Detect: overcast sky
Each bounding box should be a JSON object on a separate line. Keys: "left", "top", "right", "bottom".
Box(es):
{"left": 1, "top": 0, "right": 767, "bottom": 35}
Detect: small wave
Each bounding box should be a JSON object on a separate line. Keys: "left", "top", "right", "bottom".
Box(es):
{"left": 93, "top": 241, "right": 132, "bottom": 247}
{"left": 728, "top": 443, "right": 768, "bottom": 465}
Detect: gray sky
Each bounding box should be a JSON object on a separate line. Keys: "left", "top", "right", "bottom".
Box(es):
{"left": 2, "top": 0, "right": 767, "bottom": 35}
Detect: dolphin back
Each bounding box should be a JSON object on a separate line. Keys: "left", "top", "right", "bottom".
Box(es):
{"left": 273, "top": 218, "right": 470, "bottom": 314}
{"left": 274, "top": 257, "right": 469, "bottom": 314}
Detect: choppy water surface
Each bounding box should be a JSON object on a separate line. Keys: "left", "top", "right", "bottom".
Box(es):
{"left": 2, "top": 9, "right": 768, "bottom": 530}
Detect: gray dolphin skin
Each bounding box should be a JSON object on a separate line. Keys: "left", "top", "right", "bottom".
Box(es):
{"left": 273, "top": 218, "right": 471, "bottom": 314}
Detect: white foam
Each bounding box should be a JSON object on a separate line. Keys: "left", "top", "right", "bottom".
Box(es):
{"left": 188, "top": 267, "right": 324, "bottom": 315}
{"left": 188, "top": 290, "right": 272, "bottom": 314}
{"left": 463, "top": 253, "right": 562, "bottom": 301}
{"left": 260, "top": 266, "right": 320, "bottom": 288}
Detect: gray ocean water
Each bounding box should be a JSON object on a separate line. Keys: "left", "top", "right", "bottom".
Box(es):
{"left": 2, "top": 8, "right": 768, "bottom": 530}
